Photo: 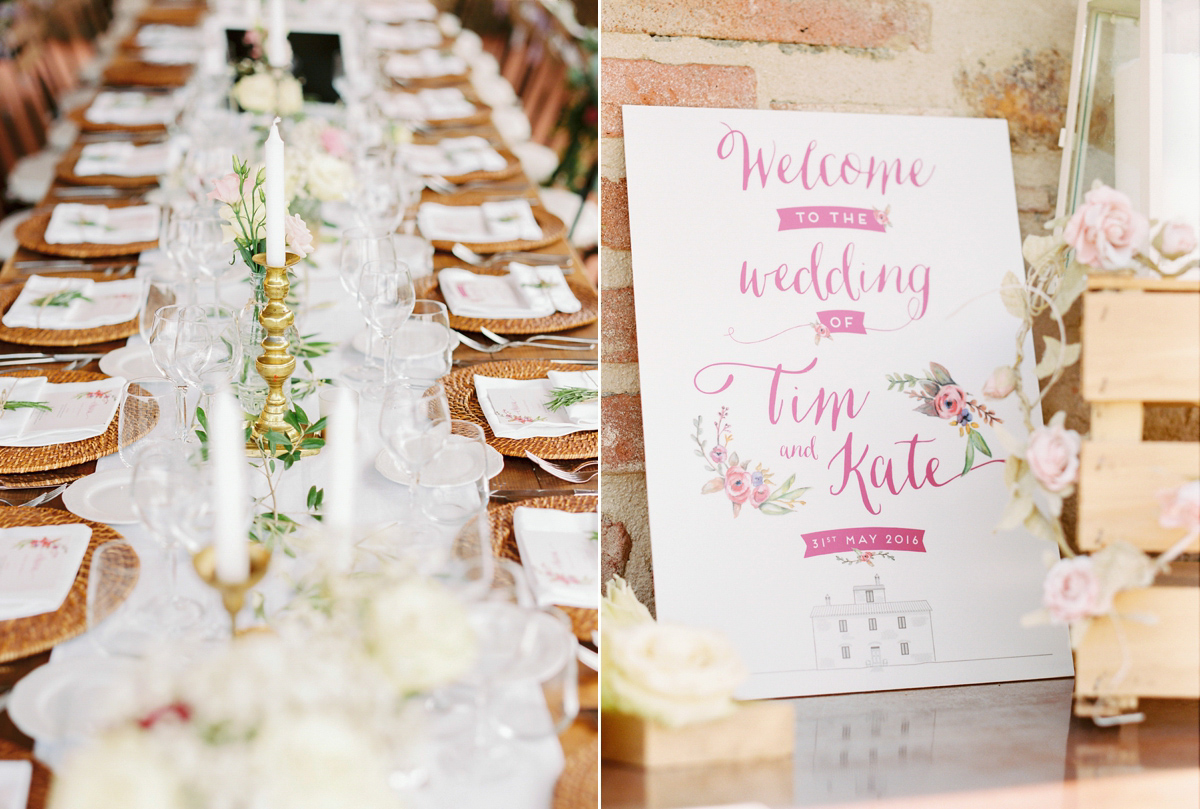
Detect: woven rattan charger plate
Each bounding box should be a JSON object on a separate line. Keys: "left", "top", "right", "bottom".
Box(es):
{"left": 0, "top": 285, "right": 140, "bottom": 347}
{"left": 67, "top": 104, "right": 167, "bottom": 134}
{"left": 488, "top": 495, "right": 598, "bottom": 642}
{"left": 0, "top": 506, "right": 139, "bottom": 664}
{"left": 0, "top": 739, "right": 51, "bottom": 809}
{"left": 553, "top": 732, "right": 598, "bottom": 809}
{"left": 442, "top": 360, "right": 597, "bottom": 460}
{"left": 13, "top": 212, "right": 158, "bottom": 259}
{"left": 413, "top": 101, "right": 493, "bottom": 129}
{"left": 0, "top": 370, "right": 155, "bottom": 475}
{"left": 437, "top": 147, "right": 524, "bottom": 185}
{"left": 55, "top": 144, "right": 160, "bottom": 188}
{"left": 415, "top": 266, "right": 597, "bottom": 335}
{"left": 423, "top": 205, "right": 566, "bottom": 254}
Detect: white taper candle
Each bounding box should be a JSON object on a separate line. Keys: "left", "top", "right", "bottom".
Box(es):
{"left": 211, "top": 385, "right": 250, "bottom": 583}
{"left": 265, "top": 117, "right": 285, "bottom": 267}
{"left": 266, "top": 0, "right": 290, "bottom": 68}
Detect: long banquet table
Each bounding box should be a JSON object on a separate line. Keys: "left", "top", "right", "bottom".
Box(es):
{"left": 0, "top": 1, "right": 598, "bottom": 806}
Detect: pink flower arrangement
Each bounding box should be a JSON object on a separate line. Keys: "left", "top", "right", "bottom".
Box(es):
{"left": 283, "top": 213, "right": 315, "bottom": 257}
{"left": 207, "top": 172, "right": 241, "bottom": 207}
{"left": 1042, "top": 556, "right": 1101, "bottom": 624}
{"left": 724, "top": 466, "right": 752, "bottom": 504}
{"left": 1025, "top": 422, "right": 1082, "bottom": 493}
{"left": 933, "top": 384, "right": 966, "bottom": 419}
{"left": 694, "top": 407, "right": 809, "bottom": 517}
{"left": 1063, "top": 184, "right": 1148, "bottom": 270}
{"left": 319, "top": 126, "right": 349, "bottom": 160}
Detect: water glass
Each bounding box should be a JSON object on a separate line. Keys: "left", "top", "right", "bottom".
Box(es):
{"left": 357, "top": 259, "right": 416, "bottom": 392}
{"left": 118, "top": 377, "right": 181, "bottom": 466}
{"left": 379, "top": 380, "right": 451, "bottom": 483}
{"left": 392, "top": 300, "right": 453, "bottom": 380}
{"left": 491, "top": 606, "right": 579, "bottom": 740}
{"left": 415, "top": 420, "right": 490, "bottom": 528}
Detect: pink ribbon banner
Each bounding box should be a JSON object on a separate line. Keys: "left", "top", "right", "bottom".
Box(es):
{"left": 802, "top": 527, "right": 927, "bottom": 558}
{"left": 777, "top": 206, "right": 887, "bottom": 233}
{"left": 816, "top": 310, "right": 868, "bottom": 335}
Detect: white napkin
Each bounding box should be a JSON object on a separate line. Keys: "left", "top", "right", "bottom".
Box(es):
{"left": 401, "top": 136, "right": 507, "bottom": 176}
{"left": 546, "top": 370, "right": 598, "bottom": 426}
{"left": 74, "top": 142, "right": 169, "bottom": 177}
{"left": 84, "top": 91, "right": 178, "bottom": 126}
{"left": 473, "top": 375, "right": 596, "bottom": 439}
{"left": 3, "top": 276, "right": 145, "bottom": 330}
{"left": 0, "top": 523, "right": 92, "bottom": 621}
{"left": 42, "top": 203, "right": 159, "bottom": 245}
{"left": 438, "top": 264, "right": 579, "bottom": 319}
{"left": 513, "top": 507, "right": 599, "bottom": 609}
{"left": 378, "top": 87, "right": 477, "bottom": 121}
{"left": 134, "top": 24, "right": 202, "bottom": 48}
{"left": 138, "top": 46, "right": 200, "bottom": 65}
{"left": 364, "top": 0, "right": 437, "bottom": 22}
{"left": 418, "top": 200, "right": 542, "bottom": 244}
{"left": 367, "top": 21, "right": 443, "bottom": 50}
{"left": 384, "top": 50, "right": 467, "bottom": 80}
{"left": 0, "top": 377, "right": 125, "bottom": 448}
{"left": 0, "top": 377, "right": 49, "bottom": 442}
{"left": 0, "top": 760, "right": 32, "bottom": 809}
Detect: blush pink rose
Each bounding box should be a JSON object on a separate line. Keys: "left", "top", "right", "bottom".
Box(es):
{"left": 710, "top": 446, "right": 727, "bottom": 464}
{"left": 1043, "top": 556, "right": 1101, "bottom": 624}
{"left": 1063, "top": 184, "right": 1148, "bottom": 270}
{"left": 750, "top": 484, "right": 771, "bottom": 506}
{"left": 1158, "top": 221, "right": 1198, "bottom": 259}
{"left": 1158, "top": 480, "right": 1200, "bottom": 533}
{"left": 933, "top": 384, "right": 966, "bottom": 419}
{"left": 283, "top": 213, "right": 315, "bottom": 257}
{"left": 982, "top": 366, "right": 1017, "bottom": 399}
{"left": 1026, "top": 423, "right": 1082, "bottom": 492}
{"left": 207, "top": 172, "right": 241, "bottom": 206}
{"left": 319, "top": 126, "right": 349, "bottom": 159}
{"left": 724, "top": 466, "right": 752, "bottom": 504}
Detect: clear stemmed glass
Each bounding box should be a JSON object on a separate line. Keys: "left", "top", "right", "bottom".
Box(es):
{"left": 148, "top": 304, "right": 208, "bottom": 438}
{"left": 356, "top": 259, "right": 416, "bottom": 397}
{"left": 138, "top": 269, "right": 179, "bottom": 346}
{"left": 490, "top": 605, "right": 579, "bottom": 742}
{"left": 159, "top": 204, "right": 200, "bottom": 304}
{"left": 353, "top": 147, "right": 406, "bottom": 236}
{"left": 130, "top": 445, "right": 206, "bottom": 633}
{"left": 177, "top": 306, "right": 243, "bottom": 422}
{"left": 118, "top": 376, "right": 181, "bottom": 466}
{"left": 180, "top": 209, "right": 235, "bottom": 307}
{"left": 338, "top": 228, "right": 398, "bottom": 387}
{"left": 415, "top": 420, "right": 491, "bottom": 530}
{"left": 393, "top": 300, "right": 453, "bottom": 380}
{"left": 379, "top": 380, "right": 451, "bottom": 495}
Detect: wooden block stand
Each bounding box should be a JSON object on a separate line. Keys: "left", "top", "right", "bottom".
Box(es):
{"left": 1074, "top": 276, "right": 1200, "bottom": 718}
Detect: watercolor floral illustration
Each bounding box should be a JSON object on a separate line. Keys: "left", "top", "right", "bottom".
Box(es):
{"left": 810, "top": 321, "right": 832, "bottom": 345}
{"left": 536, "top": 564, "right": 592, "bottom": 587}
{"left": 497, "top": 407, "right": 544, "bottom": 425}
{"left": 692, "top": 406, "right": 809, "bottom": 517}
{"left": 873, "top": 205, "right": 892, "bottom": 229}
{"left": 76, "top": 389, "right": 116, "bottom": 403}
{"left": 836, "top": 549, "right": 897, "bottom": 566}
{"left": 15, "top": 536, "right": 66, "bottom": 557}
{"left": 886, "top": 362, "right": 1002, "bottom": 476}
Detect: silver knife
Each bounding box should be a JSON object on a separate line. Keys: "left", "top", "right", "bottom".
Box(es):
{"left": 0, "top": 354, "right": 107, "bottom": 367}
{"left": 490, "top": 489, "right": 597, "bottom": 502}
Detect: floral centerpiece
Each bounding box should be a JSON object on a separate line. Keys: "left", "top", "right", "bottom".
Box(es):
{"left": 281, "top": 118, "right": 355, "bottom": 235}
{"left": 229, "top": 28, "right": 304, "bottom": 119}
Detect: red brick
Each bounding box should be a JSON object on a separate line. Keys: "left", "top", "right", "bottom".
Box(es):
{"left": 603, "top": 0, "right": 932, "bottom": 51}
{"left": 955, "top": 49, "right": 1070, "bottom": 151}
{"left": 601, "top": 59, "right": 757, "bottom": 136}
{"left": 601, "top": 515, "right": 634, "bottom": 585}
{"left": 601, "top": 392, "right": 645, "bottom": 472}
{"left": 600, "top": 285, "right": 638, "bottom": 363}
{"left": 600, "top": 176, "right": 630, "bottom": 250}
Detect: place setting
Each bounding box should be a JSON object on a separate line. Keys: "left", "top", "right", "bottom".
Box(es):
{"left": 54, "top": 141, "right": 171, "bottom": 188}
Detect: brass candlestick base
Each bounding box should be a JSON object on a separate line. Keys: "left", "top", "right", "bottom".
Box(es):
{"left": 247, "top": 252, "right": 319, "bottom": 458}
{"left": 192, "top": 544, "right": 272, "bottom": 637}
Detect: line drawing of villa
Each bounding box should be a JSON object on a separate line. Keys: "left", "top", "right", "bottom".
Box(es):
{"left": 811, "top": 575, "right": 935, "bottom": 670}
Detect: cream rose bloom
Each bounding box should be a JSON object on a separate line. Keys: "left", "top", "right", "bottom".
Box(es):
{"left": 601, "top": 575, "right": 654, "bottom": 631}
{"left": 275, "top": 76, "right": 304, "bottom": 116}
{"left": 603, "top": 622, "right": 747, "bottom": 727}
{"left": 231, "top": 72, "right": 277, "bottom": 113}
{"left": 363, "top": 578, "right": 476, "bottom": 694}
{"left": 49, "top": 728, "right": 187, "bottom": 809}
{"left": 305, "top": 153, "right": 353, "bottom": 201}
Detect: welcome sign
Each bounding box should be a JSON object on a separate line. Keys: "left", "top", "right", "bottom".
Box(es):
{"left": 623, "top": 106, "right": 1073, "bottom": 698}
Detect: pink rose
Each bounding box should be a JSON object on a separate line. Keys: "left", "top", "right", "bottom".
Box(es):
{"left": 207, "top": 172, "right": 241, "bottom": 206}
{"left": 981, "top": 366, "right": 1017, "bottom": 399}
{"left": 750, "top": 484, "right": 771, "bottom": 506}
{"left": 1063, "top": 184, "right": 1148, "bottom": 270}
{"left": 1026, "top": 423, "right": 1082, "bottom": 492}
{"left": 933, "top": 384, "right": 966, "bottom": 419}
{"left": 710, "top": 446, "right": 727, "bottom": 464}
{"left": 320, "top": 126, "right": 349, "bottom": 159}
{"left": 724, "top": 466, "right": 752, "bottom": 504}
{"left": 1042, "top": 556, "right": 1101, "bottom": 624}
{"left": 1157, "top": 221, "right": 1197, "bottom": 259}
{"left": 283, "top": 213, "right": 315, "bottom": 257}
{"left": 1158, "top": 480, "right": 1200, "bottom": 533}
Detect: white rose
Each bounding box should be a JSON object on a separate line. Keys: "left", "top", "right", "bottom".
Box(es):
{"left": 363, "top": 578, "right": 476, "bottom": 694}
{"left": 231, "top": 72, "right": 277, "bottom": 113}
{"left": 49, "top": 728, "right": 187, "bottom": 809}
{"left": 276, "top": 75, "right": 304, "bottom": 116}
{"left": 305, "top": 153, "right": 353, "bottom": 201}
{"left": 601, "top": 575, "right": 654, "bottom": 631}
{"left": 602, "top": 622, "right": 747, "bottom": 728}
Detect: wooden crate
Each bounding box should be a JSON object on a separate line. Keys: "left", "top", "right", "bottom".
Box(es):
{"left": 601, "top": 701, "right": 794, "bottom": 769}
{"left": 1074, "top": 277, "right": 1200, "bottom": 716}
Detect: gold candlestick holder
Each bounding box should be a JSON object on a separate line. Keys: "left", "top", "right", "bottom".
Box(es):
{"left": 247, "top": 251, "right": 320, "bottom": 458}
{"left": 192, "top": 544, "right": 272, "bottom": 637}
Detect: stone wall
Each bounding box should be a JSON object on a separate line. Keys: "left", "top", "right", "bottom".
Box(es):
{"left": 598, "top": 0, "right": 1084, "bottom": 613}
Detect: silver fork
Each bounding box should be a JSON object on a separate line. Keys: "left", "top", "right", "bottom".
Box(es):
{"left": 452, "top": 331, "right": 594, "bottom": 353}
{"left": 479, "top": 328, "right": 596, "bottom": 347}
{"left": 451, "top": 243, "right": 572, "bottom": 269}
{"left": 524, "top": 452, "right": 598, "bottom": 483}
{"left": 426, "top": 176, "right": 532, "bottom": 195}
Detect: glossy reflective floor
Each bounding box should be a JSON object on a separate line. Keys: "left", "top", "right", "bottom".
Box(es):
{"left": 601, "top": 679, "right": 1199, "bottom": 808}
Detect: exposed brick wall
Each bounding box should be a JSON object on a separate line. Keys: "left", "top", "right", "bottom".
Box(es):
{"left": 599, "top": 0, "right": 1084, "bottom": 610}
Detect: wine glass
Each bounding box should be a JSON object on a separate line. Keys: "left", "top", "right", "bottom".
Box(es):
{"left": 180, "top": 209, "right": 235, "bottom": 307}
{"left": 379, "top": 380, "right": 451, "bottom": 496}
{"left": 392, "top": 300, "right": 453, "bottom": 380}
{"left": 356, "top": 259, "right": 416, "bottom": 397}
{"left": 118, "top": 376, "right": 181, "bottom": 466}
{"left": 176, "top": 306, "right": 243, "bottom": 422}
{"left": 159, "top": 204, "right": 199, "bottom": 304}
{"left": 86, "top": 541, "right": 151, "bottom": 657}
{"left": 491, "top": 605, "right": 579, "bottom": 741}
{"left": 148, "top": 304, "right": 208, "bottom": 437}
{"left": 415, "top": 420, "right": 491, "bottom": 529}
{"left": 138, "top": 269, "right": 179, "bottom": 346}
{"left": 338, "top": 228, "right": 398, "bottom": 387}
{"left": 130, "top": 445, "right": 206, "bottom": 633}
{"left": 353, "top": 147, "right": 406, "bottom": 236}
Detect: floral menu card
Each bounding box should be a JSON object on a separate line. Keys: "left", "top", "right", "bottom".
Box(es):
{"left": 473, "top": 376, "right": 593, "bottom": 440}
{"left": 623, "top": 106, "right": 1073, "bottom": 698}
{"left": 514, "top": 507, "right": 599, "bottom": 609}
{"left": 0, "top": 523, "right": 92, "bottom": 621}
{"left": 0, "top": 378, "right": 125, "bottom": 448}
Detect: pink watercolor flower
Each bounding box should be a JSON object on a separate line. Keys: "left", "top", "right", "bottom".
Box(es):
{"left": 1026, "top": 423, "right": 1082, "bottom": 492}
{"left": 750, "top": 484, "right": 771, "bottom": 507}
{"left": 1063, "top": 184, "right": 1148, "bottom": 270}
{"left": 1042, "top": 556, "right": 1101, "bottom": 624}
{"left": 1158, "top": 480, "right": 1200, "bottom": 533}
{"left": 710, "top": 446, "right": 727, "bottom": 464}
{"left": 1157, "top": 221, "right": 1198, "bottom": 259}
{"left": 283, "top": 213, "right": 315, "bottom": 256}
{"left": 812, "top": 322, "right": 831, "bottom": 345}
{"left": 207, "top": 172, "right": 241, "bottom": 206}
{"left": 724, "top": 465, "right": 752, "bottom": 504}
{"left": 933, "top": 384, "right": 966, "bottom": 419}
{"left": 860, "top": 551, "right": 874, "bottom": 563}
{"left": 982, "top": 366, "right": 1018, "bottom": 399}
{"left": 319, "top": 126, "right": 349, "bottom": 159}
